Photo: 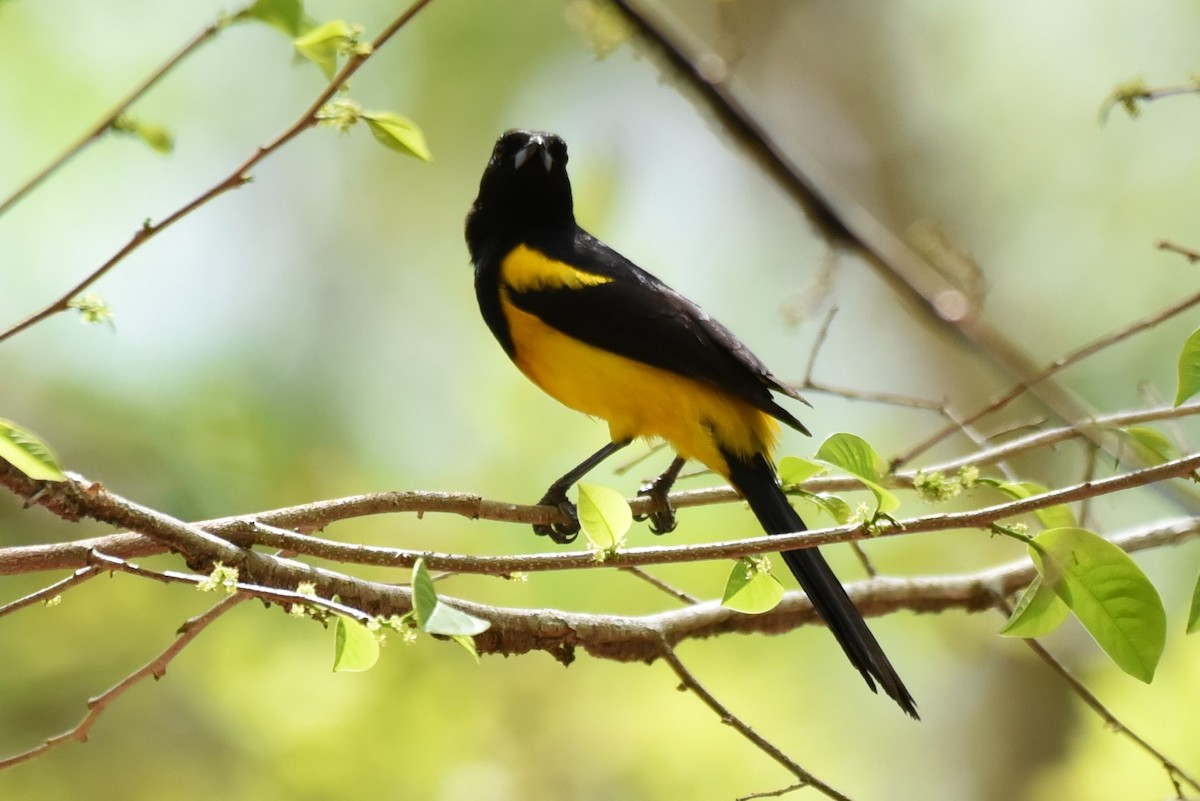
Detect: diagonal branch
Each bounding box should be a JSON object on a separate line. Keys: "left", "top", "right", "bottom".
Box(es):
{"left": 0, "top": 594, "right": 245, "bottom": 770}
{"left": 0, "top": 0, "right": 437, "bottom": 344}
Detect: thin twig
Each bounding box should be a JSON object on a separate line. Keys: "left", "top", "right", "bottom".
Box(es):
{"left": 800, "top": 307, "right": 945, "bottom": 411}
{"left": 738, "top": 783, "right": 806, "bottom": 801}
{"left": 997, "top": 602, "right": 1200, "bottom": 795}
{"left": 621, "top": 566, "right": 701, "bottom": 605}
{"left": 0, "top": 566, "right": 98, "bottom": 619}
{"left": 0, "top": 593, "right": 244, "bottom": 770}
{"left": 658, "top": 641, "right": 853, "bottom": 801}
{"left": 0, "top": 0, "right": 437, "bottom": 345}
{"left": 606, "top": 0, "right": 1100, "bottom": 464}
{"left": 893, "top": 284, "right": 1200, "bottom": 467}
{"left": 0, "top": 16, "right": 223, "bottom": 218}
{"left": 1158, "top": 240, "right": 1200, "bottom": 264}
{"left": 87, "top": 550, "right": 375, "bottom": 622}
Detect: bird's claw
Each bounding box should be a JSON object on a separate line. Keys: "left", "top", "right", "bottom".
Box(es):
{"left": 635, "top": 480, "right": 677, "bottom": 535}
{"left": 533, "top": 488, "right": 580, "bottom": 544}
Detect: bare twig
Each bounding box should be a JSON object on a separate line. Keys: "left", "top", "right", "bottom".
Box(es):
{"left": 0, "top": 0, "right": 436, "bottom": 344}
{"left": 658, "top": 641, "right": 853, "bottom": 801}
{"left": 0, "top": 15, "right": 223, "bottom": 217}
{"left": 86, "top": 550, "right": 375, "bottom": 622}
{"left": 738, "top": 783, "right": 807, "bottom": 801}
{"left": 800, "top": 307, "right": 945, "bottom": 411}
{"left": 0, "top": 594, "right": 244, "bottom": 770}
{"left": 0, "top": 566, "right": 98, "bottom": 619}
{"left": 621, "top": 566, "right": 702, "bottom": 605}
{"left": 997, "top": 602, "right": 1200, "bottom": 795}
{"left": 1158, "top": 240, "right": 1200, "bottom": 264}
{"left": 894, "top": 284, "right": 1200, "bottom": 467}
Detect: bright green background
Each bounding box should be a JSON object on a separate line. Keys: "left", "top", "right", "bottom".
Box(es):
{"left": 3, "top": 1, "right": 1200, "bottom": 799}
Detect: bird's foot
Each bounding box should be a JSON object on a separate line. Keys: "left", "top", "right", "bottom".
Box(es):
{"left": 533, "top": 487, "right": 580, "bottom": 544}
{"left": 635, "top": 477, "right": 677, "bottom": 535}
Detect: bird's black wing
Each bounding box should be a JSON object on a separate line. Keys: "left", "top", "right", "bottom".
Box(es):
{"left": 506, "top": 228, "right": 809, "bottom": 434}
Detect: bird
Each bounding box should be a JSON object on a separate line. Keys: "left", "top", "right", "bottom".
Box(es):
{"left": 464, "top": 129, "right": 917, "bottom": 718}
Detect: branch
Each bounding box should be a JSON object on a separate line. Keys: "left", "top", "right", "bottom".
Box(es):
{"left": 0, "top": 594, "right": 244, "bottom": 770}
{"left": 894, "top": 283, "right": 1200, "bottom": 467}
{"left": 0, "top": 0, "right": 436, "bottom": 344}
{"left": 6, "top": 450, "right": 1200, "bottom": 581}
{"left": 658, "top": 643, "right": 852, "bottom": 801}
{"left": 605, "top": 0, "right": 1099, "bottom": 455}
{"left": 997, "top": 602, "right": 1200, "bottom": 795}
{"left": 0, "top": 15, "right": 222, "bottom": 217}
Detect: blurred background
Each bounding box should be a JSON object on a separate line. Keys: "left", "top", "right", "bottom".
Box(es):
{"left": 3, "top": 1, "right": 1200, "bottom": 798}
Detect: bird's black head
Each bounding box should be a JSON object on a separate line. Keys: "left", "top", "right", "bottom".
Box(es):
{"left": 465, "top": 130, "right": 575, "bottom": 262}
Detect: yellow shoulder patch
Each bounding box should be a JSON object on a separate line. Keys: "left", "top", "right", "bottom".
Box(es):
{"left": 500, "top": 244, "right": 612, "bottom": 292}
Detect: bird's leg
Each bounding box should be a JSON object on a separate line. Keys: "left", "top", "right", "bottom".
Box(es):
{"left": 535, "top": 439, "right": 632, "bottom": 543}
{"left": 635, "top": 455, "right": 686, "bottom": 535}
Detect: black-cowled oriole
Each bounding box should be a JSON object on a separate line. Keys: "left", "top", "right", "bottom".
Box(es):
{"left": 465, "top": 130, "right": 917, "bottom": 718}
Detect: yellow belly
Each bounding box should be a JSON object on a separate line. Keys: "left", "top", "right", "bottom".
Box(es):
{"left": 499, "top": 296, "right": 778, "bottom": 478}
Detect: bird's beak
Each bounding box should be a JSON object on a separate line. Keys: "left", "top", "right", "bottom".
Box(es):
{"left": 513, "top": 137, "right": 553, "bottom": 172}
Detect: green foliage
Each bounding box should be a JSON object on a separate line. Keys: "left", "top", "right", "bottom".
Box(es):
{"left": 362, "top": 111, "right": 432, "bottom": 160}
{"left": 1000, "top": 575, "right": 1070, "bottom": 637}
{"left": 721, "top": 556, "right": 784, "bottom": 613}
{"left": 67, "top": 294, "right": 115, "bottom": 328}
{"left": 316, "top": 100, "right": 432, "bottom": 160}
{"left": 1028, "top": 527, "right": 1166, "bottom": 682}
{"left": 110, "top": 113, "right": 174, "bottom": 154}
{"left": 577, "top": 483, "right": 631, "bottom": 553}
{"left": 1121, "top": 425, "right": 1180, "bottom": 466}
{"left": 979, "top": 479, "right": 1077, "bottom": 530}
{"left": 410, "top": 558, "right": 490, "bottom": 638}
{"left": 813, "top": 432, "right": 899, "bottom": 514}
{"left": 0, "top": 418, "right": 66, "bottom": 481}
{"left": 1100, "top": 76, "right": 1151, "bottom": 120}
{"left": 1175, "top": 327, "right": 1200, "bottom": 406}
{"left": 236, "top": 0, "right": 312, "bottom": 37}
{"left": 794, "top": 491, "right": 853, "bottom": 525}
{"left": 912, "top": 465, "right": 979, "bottom": 502}
{"left": 777, "top": 455, "right": 824, "bottom": 488}
{"left": 196, "top": 562, "right": 239, "bottom": 594}
{"left": 332, "top": 614, "right": 380, "bottom": 672}
{"left": 292, "top": 19, "right": 366, "bottom": 79}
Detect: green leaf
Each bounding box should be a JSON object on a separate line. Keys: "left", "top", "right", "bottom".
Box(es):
{"left": 293, "top": 19, "right": 354, "bottom": 78}
{"left": 577, "top": 483, "right": 631, "bottom": 551}
{"left": 1030, "top": 527, "right": 1166, "bottom": 682}
{"left": 111, "top": 114, "right": 174, "bottom": 154}
{"left": 778, "top": 456, "right": 824, "bottom": 488}
{"left": 238, "top": 0, "right": 310, "bottom": 36}
{"left": 981, "top": 479, "right": 1076, "bottom": 530}
{"left": 999, "top": 576, "right": 1070, "bottom": 637}
{"left": 410, "top": 558, "right": 490, "bottom": 638}
{"left": 1122, "top": 425, "right": 1180, "bottom": 466}
{"left": 411, "top": 557, "right": 438, "bottom": 628}
{"left": 361, "top": 112, "right": 431, "bottom": 161}
{"left": 794, "top": 491, "right": 852, "bottom": 525}
{"left": 721, "top": 557, "right": 785, "bottom": 614}
{"left": 1188, "top": 570, "right": 1200, "bottom": 634}
{"left": 422, "top": 599, "right": 490, "bottom": 637}
{"left": 0, "top": 419, "right": 65, "bottom": 482}
{"left": 450, "top": 634, "right": 481, "bottom": 663}
{"left": 1175, "top": 327, "right": 1200, "bottom": 406}
{"left": 332, "top": 614, "right": 379, "bottom": 672}
{"left": 814, "top": 433, "right": 899, "bottom": 513}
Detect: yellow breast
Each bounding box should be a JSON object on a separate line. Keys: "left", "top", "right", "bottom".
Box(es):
{"left": 498, "top": 247, "right": 778, "bottom": 477}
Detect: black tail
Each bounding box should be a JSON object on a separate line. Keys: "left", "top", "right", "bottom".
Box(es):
{"left": 725, "top": 451, "right": 918, "bottom": 719}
